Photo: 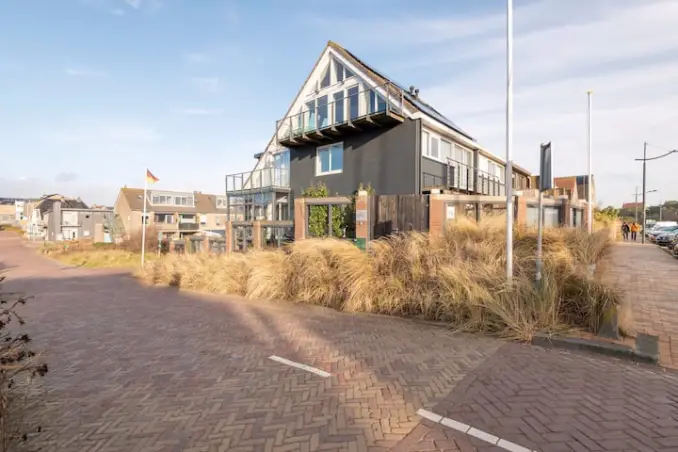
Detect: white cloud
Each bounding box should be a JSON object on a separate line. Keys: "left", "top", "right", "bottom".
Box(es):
{"left": 123, "top": 0, "right": 142, "bottom": 8}
{"left": 65, "top": 68, "right": 109, "bottom": 77}
{"left": 171, "top": 108, "right": 223, "bottom": 116}
{"left": 319, "top": 0, "right": 678, "bottom": 206}
{"left": 190, "top": 76, "right": 221, "bottom": 93}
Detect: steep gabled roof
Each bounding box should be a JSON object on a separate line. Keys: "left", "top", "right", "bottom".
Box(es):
{"left": 328, "top": 41, "right": 475, "bottom": 141}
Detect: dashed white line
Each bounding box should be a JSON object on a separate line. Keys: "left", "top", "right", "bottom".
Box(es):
{"left": 268, "top": 355, "right": 331, "bottom": 378}
{"left": 416, "top": 408, "right": 536, "bottom": 452}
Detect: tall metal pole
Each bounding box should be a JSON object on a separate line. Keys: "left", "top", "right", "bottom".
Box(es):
{"left": 141, "top": 174, "right": 149, "bottom": 265}
{"left": 641, "top": 141, "right": 647, "bottom": 244}
{"left": 505, "top": 0, "right": 514, "bottom": 283}
{"left": 660, "top": 199, "right": 663, "bottom": 221}
{"left": 535, "top": 191, "right": 543, "bottom": 286}
{"left": 587, "top": 90, "right": 593, "bottom": 234}
{"left": 634, "top": 187, "right": 639, "bottom": 223}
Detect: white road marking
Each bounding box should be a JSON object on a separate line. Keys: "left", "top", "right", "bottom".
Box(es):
{"left": 268, "top": 355, "right": 331, "bottom": 378}
{"left": 416, "top": 409, "right": 536, "bottom": 452}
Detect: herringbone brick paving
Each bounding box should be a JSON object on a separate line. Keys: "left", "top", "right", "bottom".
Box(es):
{"left": 393, "top": 344, "right": 678, "bottom": 452}
{"left": 604, "top": 242, "right": 678, "bottom": 368}
{"left": 0, "top": 233, "right": 500, "bottom": 452}
{"left": 5, "top": 232, "right": 678, "bottom": 452}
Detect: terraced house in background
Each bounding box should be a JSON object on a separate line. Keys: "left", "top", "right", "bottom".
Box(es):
{"left": 114, "top": 187, "right": 229, "bottom": 240}
{"left": 225, "top": 41, "right": 533, "bottom": 222}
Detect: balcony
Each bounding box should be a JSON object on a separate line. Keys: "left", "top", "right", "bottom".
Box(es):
{"left": 178, "top": 222, "right": 199, "bottom": 231}
{"left": 423, "top": 159, "right": 507, "bottom": 197}
{"left": 226, "top": 167, "right": 290, "bottom": 196}
{"left": 275, "top": 81, "right": 406, "bottom": 148}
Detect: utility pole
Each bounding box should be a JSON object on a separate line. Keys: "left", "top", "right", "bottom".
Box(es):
{"left": 636, "top": 143, "right": 677, "bottom": 243}
{"left": 633, "top": 187, "right": 639, "bottom": 223}
{"left": 660, "top": 200, "right": 663, "bottom": 221}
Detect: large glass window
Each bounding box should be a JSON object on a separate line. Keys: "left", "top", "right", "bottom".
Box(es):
{"left": 368, "top": 90, "right": 387, "bottom": 114}
{"left": 316, "top": 143, "right": 344, "bottom": 175}
{"left": 333, "top": 91, "right": 344, "bottom": 123}
{"left": 305, "top": 100, "right": 316, "bottom": 131}
{"left": 430, "top": 137, "right": 440, "bottom": 159}
{"left": 317, "top": 95, "right": 328, "bottom": 128}
{"left": 320, "top": 66, "right": 330, "bottom": 89}
{"left": 347, "top": 86, "right": 359, "bottom": 120}
{"left": 335, "top": 61, "right": 345, "bottom": 83}
{"left": 441, "top": 139, "right": 452, "bottom": 161}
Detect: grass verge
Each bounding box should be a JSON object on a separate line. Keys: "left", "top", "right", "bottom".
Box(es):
{"left": 139, "top": 219, "right": 623, "bottom": 340}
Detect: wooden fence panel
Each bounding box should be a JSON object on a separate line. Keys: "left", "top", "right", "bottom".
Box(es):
{"left": 371, "top": 195, "right": 429, "bottom": 239}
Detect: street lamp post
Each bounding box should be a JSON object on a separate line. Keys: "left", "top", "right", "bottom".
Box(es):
{"left": 505, "top": 0, "right": 514, "bottom": 283}
{"left": 636, "top": 143, "right": 677, "bottom": 243}
{"left": 587, "top": 90, "right": 593, "bottom": 234}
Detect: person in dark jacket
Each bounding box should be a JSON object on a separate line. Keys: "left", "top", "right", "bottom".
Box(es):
{"left": 621, "top": 222, "right": 630, "bottom": 241}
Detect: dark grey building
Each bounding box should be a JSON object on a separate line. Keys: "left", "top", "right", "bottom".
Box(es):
{"left": 45, "top": 201, "right": 113, "bottom": 242}
{"left": 225, "top": 41, "right": 532, "bottom": 221}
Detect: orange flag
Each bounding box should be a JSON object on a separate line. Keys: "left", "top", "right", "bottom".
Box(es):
{"left": 146, "top": 169, "right": 159, "bottom": 184}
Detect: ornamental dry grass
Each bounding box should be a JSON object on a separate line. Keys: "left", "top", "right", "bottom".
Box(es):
{"left": 140, "top": 219, "right": 622, "bottom": 340}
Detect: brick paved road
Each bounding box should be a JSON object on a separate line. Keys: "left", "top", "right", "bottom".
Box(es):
{"left": 3, "top": 232, "right": 678, "bottom": 452}
{"left": 0, "top": 233, "right": 500, "bottom": 452}
{"left": 393, "top": 345, "right": 678, "bottom": 452}
{"left": 604, "top": 242, "right": 678, "bottom": 368}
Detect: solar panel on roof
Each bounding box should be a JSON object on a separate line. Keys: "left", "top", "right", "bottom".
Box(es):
{"left": 339, "top": 45, "right": 476, "bottom": 141}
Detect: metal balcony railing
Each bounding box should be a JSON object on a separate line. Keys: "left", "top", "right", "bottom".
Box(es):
{"left": 226, "top": 167, "right": 290, "bottom": 193}
{"left": 178, "top": 222, "right": 199, "bottom": 231}
{"left": 447, "top": 158, "right": 506, "bottom": 197}
{"left": 275, "top": 81, "right": 405, "bottom": 144}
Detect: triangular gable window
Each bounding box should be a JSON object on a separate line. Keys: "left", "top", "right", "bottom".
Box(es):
{"left": 334, "top": 59, "right": 354, "bottom": 83}
{"left": 319, "top": 65, "right": 331, "bottom": 89}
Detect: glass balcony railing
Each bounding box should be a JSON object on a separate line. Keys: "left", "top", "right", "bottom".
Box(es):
{"left": 226, "top": 167, "right": 290, "bottom": 193}
{"left": 276, "top": 81, "right": 405, "bottom": 144}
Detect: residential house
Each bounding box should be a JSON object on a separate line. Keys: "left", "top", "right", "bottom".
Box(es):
{"left": 12, "top": 194, "right": 91, "bottom": 239}
{"left": 554, "top": 175, "right": 595, "bottom": 206}
{"left": 38, "top": 195, "right": 113, "bottom": 242}
{"left": 0, "top": 202, "right": 14, "bottom": 225}
{"left": 114, "top": 187, "right": 228, "bottom": 240}
{"left": 225, "top": 41, "right": 532, "bottom": 221}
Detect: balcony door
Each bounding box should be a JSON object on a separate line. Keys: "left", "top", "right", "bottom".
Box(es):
{"left": 455, "top": 146, "right": 472, "bottom": 190}
{"left": 273, "top": 150, "right": 290, "bottom": 187}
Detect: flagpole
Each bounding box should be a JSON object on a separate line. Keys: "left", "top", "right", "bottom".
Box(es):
{"left": 141, "top": 171, "right": 148, "bottom": 266}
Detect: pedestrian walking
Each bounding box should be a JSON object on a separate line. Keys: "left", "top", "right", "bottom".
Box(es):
{"left": 630, "top": 222, "right": 639, "bottom": 241}
{"left": 621, "top": 222, "right": 630, "bottom": 241}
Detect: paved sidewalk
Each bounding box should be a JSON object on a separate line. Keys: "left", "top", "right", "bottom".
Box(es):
{"left": 604, "top": 242, "right": 678, "bottom": 368}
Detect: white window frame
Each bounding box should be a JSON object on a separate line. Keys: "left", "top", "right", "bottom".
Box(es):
{"left": 315, "top": 142, "right": 344, "bottom": 176}
{"left": 422, "top": 131, "right": 430, "bottom": 157}
{"left": 422, "top": 127, "right": 473, "bottom": 168}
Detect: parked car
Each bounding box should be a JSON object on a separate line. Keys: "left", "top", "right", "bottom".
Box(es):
{"left": 656, "top": 230, "right": 678, "bottom": 246}
{"left": 648, "top": 225, "right": 678, "bottom": 242}
{"left": 646, "top": 221, "right": 678, "bottom": 238}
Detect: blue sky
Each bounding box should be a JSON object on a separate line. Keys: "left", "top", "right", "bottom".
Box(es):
{"left": 2, "top": 0, "right": 678, "bottom": 207}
